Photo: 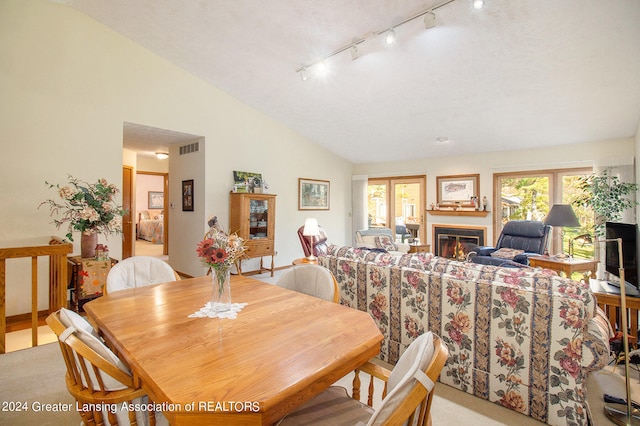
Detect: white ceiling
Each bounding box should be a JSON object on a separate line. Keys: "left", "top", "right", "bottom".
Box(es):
{"left": 59, "top": 0, "right": 640, "bottom": 164}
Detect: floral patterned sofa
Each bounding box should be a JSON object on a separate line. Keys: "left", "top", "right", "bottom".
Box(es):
{"left": 318, "top": 245, "right": 612, "bottom": 426}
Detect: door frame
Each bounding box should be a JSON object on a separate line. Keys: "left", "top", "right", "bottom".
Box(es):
{"left": 136, "top": 171, "right": 169, "bottom": 256}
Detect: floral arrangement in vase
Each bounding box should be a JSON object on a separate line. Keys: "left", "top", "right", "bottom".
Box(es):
{"left": 39, "top": 175, "right": 125, "bottom": 258}
{"left": 196, "top": 216, "right": 246, "bottom": 306}
{"left": 40, "top": 175, "right": 126, "bottom": 246}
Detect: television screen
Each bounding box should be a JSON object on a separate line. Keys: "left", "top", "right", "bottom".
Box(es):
{"left": 605, "top": 222, "right": 638, "bottom": 289}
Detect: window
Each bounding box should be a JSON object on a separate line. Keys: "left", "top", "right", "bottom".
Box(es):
{"left": 494, "top": 168, "right": 593, "bottom": 258}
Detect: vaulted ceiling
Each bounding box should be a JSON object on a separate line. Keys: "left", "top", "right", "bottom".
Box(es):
{"left": 57, "top": 0, "right": 640, "bottom": 164}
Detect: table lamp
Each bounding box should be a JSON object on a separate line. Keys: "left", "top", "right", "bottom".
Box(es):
{"left": 543, "top": 204, "right": 580, "bottom": 257}
{"left": 303, "top": 218, "right": 320, "bottom": 261}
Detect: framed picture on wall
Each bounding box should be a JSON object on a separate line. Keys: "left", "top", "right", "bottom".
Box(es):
{"left": 436, "top": 174, "right": 479, "bottom": 205}
{"left": 298, "top": 178, "right": 330, "bottom": 210}
{"left": 182, "top": 179, "right": 194, "bottom": 212}
{"left": 148, "top": 191, "right": 164, "bottom": 209}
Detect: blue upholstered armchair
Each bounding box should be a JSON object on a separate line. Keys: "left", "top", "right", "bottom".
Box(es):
{"left": 471, "top": 220, "right": 551, "bottom": 267}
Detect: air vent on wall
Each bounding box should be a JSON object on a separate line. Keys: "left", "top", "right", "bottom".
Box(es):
{"left": 179, "top": 141, "right": 199, "bottom": 155}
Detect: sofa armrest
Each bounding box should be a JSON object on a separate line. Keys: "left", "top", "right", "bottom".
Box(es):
{"left": 476, "top": 246, "right": 497, "bottom": 256}
{"left": 395, "top": 242, "right": 410, "bottom": 253}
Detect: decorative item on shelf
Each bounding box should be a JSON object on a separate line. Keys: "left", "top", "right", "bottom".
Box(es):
{"left": 40, "top": 175, "right": 125, "bottom": 259}
{"left": 233, "top": 170, "right": 263, "bottom": 194}
{"left": 302, "top": 218, "right": 320, "bottom": 262}
{"left": 95, "top": 244, "right": 104, "bottom": 260}
{"left": 197, "top": 216, "right": 247, "bottom": 314}
{"left": 543, "top": 204, "right": 581, "bottom": 257}
{"left": 482, "top": 196, "right": 488, "bottom": 211}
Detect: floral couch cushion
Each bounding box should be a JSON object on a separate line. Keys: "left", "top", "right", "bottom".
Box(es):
{"left": 319, "top": 246, "right": 611, "bottom": 426}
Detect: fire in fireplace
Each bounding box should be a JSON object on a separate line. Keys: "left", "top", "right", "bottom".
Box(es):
{"left": 433, "top": 225, "right": 486, "bottom": 260}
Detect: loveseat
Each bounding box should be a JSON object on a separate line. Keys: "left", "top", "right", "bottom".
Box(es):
{"left": 319, "top": 245, "right": 611, "bottom": 426}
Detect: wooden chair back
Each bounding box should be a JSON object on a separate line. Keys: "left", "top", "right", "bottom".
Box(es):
{"left": 46, "top": 311, "right": 154, "bottom": 426}
{"left": 353, "top": 335, "right": 449, "bottom": 426}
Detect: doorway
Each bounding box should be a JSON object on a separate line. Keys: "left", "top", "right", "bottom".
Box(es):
{"left": 134, "top": 171, "right": 169, "bottom": 258}
{"left": 367, "top": 175, "right": 426, "bottom": 243}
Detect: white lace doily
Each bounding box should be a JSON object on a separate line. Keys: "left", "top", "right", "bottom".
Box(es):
{"left": 188, "top": 302, "right": 248, "bottom": 319}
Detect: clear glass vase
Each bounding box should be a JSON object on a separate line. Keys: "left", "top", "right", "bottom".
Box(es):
{"left": 210, "top": 267, "right": 231, "bottom": 312}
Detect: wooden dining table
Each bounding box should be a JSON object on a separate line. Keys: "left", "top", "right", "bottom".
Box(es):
{"left": 84, "top": 274, "right": 383, "bottom": 425}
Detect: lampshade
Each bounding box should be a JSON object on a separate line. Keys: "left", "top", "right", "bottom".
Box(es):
{"left": 303, "top": 218, "right": 320, "bottom": 237}
{"left": 543, "top": 204, "right": 580, "bottom": 228}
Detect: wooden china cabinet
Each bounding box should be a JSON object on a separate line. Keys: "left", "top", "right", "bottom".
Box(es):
{"left": 229, "top": 192, "right": 276, "bottom": 276}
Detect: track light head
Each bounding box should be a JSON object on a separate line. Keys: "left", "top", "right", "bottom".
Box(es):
{"left": 384, "top": 29, "right": 396, "bottom": 46}
{"left": 473, "top": 0, "right": 485, "bottom": 9}
{"left": 350, "top": 44, "right": 359, "bottom": 60}
{"left": 299, "top": 68, "right": 308, "bottom": 81}
{"left": 315, "top": 61, "right": 328, "bottom": 77}
{"left": 424, "top": 11, "right": 436, "bottom": 29}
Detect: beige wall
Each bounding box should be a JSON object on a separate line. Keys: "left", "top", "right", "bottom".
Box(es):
{"left": 0, "top": 0, "right": 352, "bottom": 314}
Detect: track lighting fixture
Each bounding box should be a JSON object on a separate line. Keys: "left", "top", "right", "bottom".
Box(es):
{"left": 296, "top": 0, "right": 480, "bottom": 81}
{"left": 424, "top": 11, "right": 436, "bottom": 29}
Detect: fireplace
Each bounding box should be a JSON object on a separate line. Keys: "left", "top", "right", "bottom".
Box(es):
{"left": 432, "top": 225, "right": 487, "bottom": 260}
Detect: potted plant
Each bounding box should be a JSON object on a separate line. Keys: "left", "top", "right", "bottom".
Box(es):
{"left": 573, "top": 169, "right": 638, "bottom": 238}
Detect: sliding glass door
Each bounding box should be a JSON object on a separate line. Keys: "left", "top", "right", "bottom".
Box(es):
{"left": 367, "top": 176, "right": 426, "bottom": 243}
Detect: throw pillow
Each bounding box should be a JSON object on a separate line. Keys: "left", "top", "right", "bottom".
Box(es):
{"left": 490, "top": 248, "right": 525, "bottom": 260}
{"left": 140, "top": 211, "right": 151, "bottom": 220}
{"left": 374, "top": 236, "right": 397, "bottom": 252}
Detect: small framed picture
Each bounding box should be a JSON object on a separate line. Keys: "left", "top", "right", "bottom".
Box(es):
{"left": 182, "top": 179, "right": 194, "bottom": 212}
{"left": 298, "top": 178, "right": 330, "bottom": 210}
{"left": 148, "top": 191, "right": 164, "bottom": 209}
{"left": 436, "top": 174, "right": 479, "bottom": 205}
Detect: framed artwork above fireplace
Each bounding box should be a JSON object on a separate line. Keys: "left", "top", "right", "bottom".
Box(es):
{"left": 436, "top": 174, "right": 479, "bottom": 205}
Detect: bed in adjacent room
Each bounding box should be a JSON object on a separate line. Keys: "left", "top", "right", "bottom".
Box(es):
{"left": 137, "top": 211, "right": 164, "bottom": 244}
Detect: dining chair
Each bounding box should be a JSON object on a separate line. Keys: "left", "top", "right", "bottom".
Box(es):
{"left": 276, "top": 332, "right": 448, "bottom": 425}
{"left": 47, "top": 308, "right": 167, "bottom": 426}
{"left": 276, "top": 264, "right": 339, "bottom": 303}
{"left": 106, "top": 256, "right": 179, "bottom": 293}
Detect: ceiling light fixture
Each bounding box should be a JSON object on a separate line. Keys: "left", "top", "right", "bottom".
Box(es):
{"left": 473, "top": 0, "right": 485, "bottom": 9}
{"left": 296, "top": 0, "right": 463, "bottom": 80}
{"left": 436, "top": 137, "right": 450, "bottom": 144}
{"left": 155, "top": 152, "right": 169, "bottom": 160}
{"left": 300, "top": 67, "right": 308, "bottom": 81}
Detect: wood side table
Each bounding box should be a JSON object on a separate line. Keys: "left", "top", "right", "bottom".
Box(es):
{"left": 528, "top": 256, "right": 597, "bottom": 281}
{"left": 408, "top": 243, "right": 431, "bottom": 254}
{"left": 590, "top": 279, "right": 640, "bottom": 345}
{"left": 68, "top": 256, "right": 117, "bottom": 312}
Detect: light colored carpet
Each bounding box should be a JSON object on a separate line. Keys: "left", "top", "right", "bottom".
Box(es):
{"left": 2, "top": 268, "right": 630, "bottom": 425}
{"left": 0, "top": 341, "right": 634, "bottom": 425}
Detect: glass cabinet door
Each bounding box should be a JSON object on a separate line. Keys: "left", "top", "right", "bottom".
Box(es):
{"left": 249, "top": 198, "right": 269, "bottom": 239}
